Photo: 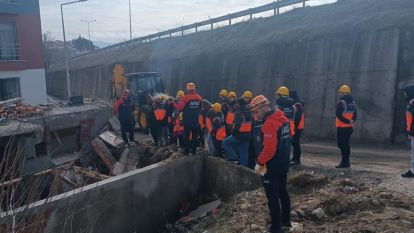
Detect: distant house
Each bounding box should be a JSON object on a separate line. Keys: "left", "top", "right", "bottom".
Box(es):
{"left": 0, "top": 0, "right": 47, "bottom": 104}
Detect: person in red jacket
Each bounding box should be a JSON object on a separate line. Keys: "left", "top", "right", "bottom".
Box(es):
{"left": 173, "top": 83, "right": 203, "bottom": 155}
{"left": 251, "top": 95, "right": 292, "bottom": 233}
{"left": 115, "top": 90, "right": 135, "bottom": 145}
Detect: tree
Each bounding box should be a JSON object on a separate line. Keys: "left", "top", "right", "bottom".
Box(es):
{"left": 71, "top": 36, "right": 96, "bottom": 51}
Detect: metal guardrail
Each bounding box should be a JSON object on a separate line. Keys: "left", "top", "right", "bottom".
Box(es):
{"left": 72, "top": 0, "right": 308, "bottom": 60}
{"left": 0, "top": 44, "right": 21, "bottom": 61}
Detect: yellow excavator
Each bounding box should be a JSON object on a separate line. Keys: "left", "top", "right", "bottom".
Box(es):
{"left": 112, "top": 64, "right": 166, "bottom": 133}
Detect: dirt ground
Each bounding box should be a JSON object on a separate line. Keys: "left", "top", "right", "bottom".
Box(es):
{"left": 164, "top": 140, "right": 414, "bottom": 233}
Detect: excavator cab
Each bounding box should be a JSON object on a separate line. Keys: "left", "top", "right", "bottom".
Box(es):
{"left": 123, "top": 72, "right": 165, "bottom": 133}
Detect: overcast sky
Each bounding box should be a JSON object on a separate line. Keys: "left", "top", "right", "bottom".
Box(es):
{"left": 39, "top": 0, "right": 335, "bottom": 46}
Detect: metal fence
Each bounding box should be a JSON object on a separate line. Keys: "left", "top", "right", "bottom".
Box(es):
{"left": 73, "top": 0, "right": 308, "bottom": 60}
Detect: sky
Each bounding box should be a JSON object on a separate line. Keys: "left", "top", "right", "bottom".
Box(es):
{"left": 39, "top": 0, "right": 335, "bottom": 47}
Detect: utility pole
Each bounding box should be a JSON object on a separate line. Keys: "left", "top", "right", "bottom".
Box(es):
{"left": 80, "top": 19, "right": 96, "bottom": 49}
{"left": 129, "top": 0, "right": 132, "bottom": 40}
{"left": 61, "top": 0, "right": 88, "bottom": 100}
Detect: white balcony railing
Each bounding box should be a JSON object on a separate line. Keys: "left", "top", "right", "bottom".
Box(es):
{"left": 0, "top": 44, "right": 21, "bottom": 61}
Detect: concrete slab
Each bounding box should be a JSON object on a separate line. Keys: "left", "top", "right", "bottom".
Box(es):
{"left": 0, "top": 120, "right": 42, "bottom": 138}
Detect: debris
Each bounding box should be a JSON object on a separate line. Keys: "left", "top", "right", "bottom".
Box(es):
{"left": 188, "top": 200, "right": 221, "bottom": 219}
{"left": 91, "top": 138, "right": 117, "bottom": 173}
{"left": 99, "top": 130, "right": 124, "bottom": 147}
{"left": 311, "top": 208, "right": 325, "bottom": 220}
{"left": 108, "top": 116, "right": 121, "bottom": 132}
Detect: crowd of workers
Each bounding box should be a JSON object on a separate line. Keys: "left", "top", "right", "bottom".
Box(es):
{"left": 115, "top": 82, "right": 414, "bottom": 233}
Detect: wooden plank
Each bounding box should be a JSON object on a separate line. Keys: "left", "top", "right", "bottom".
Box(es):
{"left": 91, "top": 138, "right": 117, "bottom": 173}
{"left": 99, "top": 131, "right": 124, "bottom": 148}
{"left": 74, "top": 166, "right": 111, "bottom": 180}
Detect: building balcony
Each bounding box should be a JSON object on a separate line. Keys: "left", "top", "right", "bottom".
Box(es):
{"left": 0, "top": 44, "right": 22, "bottom": 61}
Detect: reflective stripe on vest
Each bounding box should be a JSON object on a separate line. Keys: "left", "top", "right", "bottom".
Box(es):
{"left": 336, "top": 100, "right": 355, "bottom": 128}
{"left": 226, "top": 111, "right": 235, "bottom": 125}
{"left": 216, "top": 127, "right": 227, "bottom": 141}
{"left": 154, "top": 109, "right": 166, "bottom": 121}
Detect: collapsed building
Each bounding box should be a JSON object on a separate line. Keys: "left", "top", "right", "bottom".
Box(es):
{"left": 47, "top": 0, "right": 414, "bottom": 144}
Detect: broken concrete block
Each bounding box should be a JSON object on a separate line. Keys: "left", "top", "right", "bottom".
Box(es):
{"left": 99, "top": 131, "right": 124, "bottom": 147}
{"left": 108, "top": 116, "right": 121, "bottom": 132}
{"left": 188, "top": 200, "right": 221, "bottom": 219}
{"left": 312, "top": 208, "right": 325, "bottom": 220}
{"left": 91, "top": 138, "right": 117, "bottom": 173}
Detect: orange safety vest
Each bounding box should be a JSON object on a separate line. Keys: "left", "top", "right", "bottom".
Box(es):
{"left": 295, "top": 102, "right": 305, "bottom": 130}
{"left": 199, "top": 114, "right": 206, "bottom": 129}
{"left": 336, "top": 100, "right": 355, "bottom": 128}
{"left": 406, "top": 100, "right": 414, "bottom": 132}
{"left": 206, "top": 117, "right": 213, "bottom": 133}
{"left": 154, "top": 108, "right": 166, "bottom": 121}
{"left": 226, "top": 111, "right": 235, "bottom": 125}
{"left": 216, "top": 127, "right": 227, "bottom": 141}
{"left": 173, "top": 118, "right": 184, "bottom": 134}
{"left": 239, "top": 115, "right": 252, "bottom": 133}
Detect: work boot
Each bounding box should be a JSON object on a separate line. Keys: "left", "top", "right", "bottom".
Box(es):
{"left": 290, "top": 159, "right": 300, "bottom": 166}
{"left": 335, "top": 163, "right": 350, "bottom": 169}
{"left": 401, "top": 170, "right": 414, "bottom": 178}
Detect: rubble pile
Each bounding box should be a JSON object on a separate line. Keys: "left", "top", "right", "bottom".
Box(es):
{"left": 166, "top": 172, "right": 414, "bottom": 233}
{"left": 0, "top": 98, "right": 53, "bottom": 121}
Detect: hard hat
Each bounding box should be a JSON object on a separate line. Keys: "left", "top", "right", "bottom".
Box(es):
{"left": 177, "top": 90, "right": 185, "bottom": 98}
{"left": 243, "top": 91, "right": 253, "bottom": 98}
{"left": 186, "top": 83, "right": 196, "bottom": 91}
{"left": 250, "top": 95, "right": 270, "bottom": 111}
{"left": 228, "top": 92, "right": 237, "bottom": 98}
{"left": 219, "top": 90, "right": 228, "bottom": 97}
{"left": 123, "top": 89, "right": 130, "bottom": 97}
{"left": 212, "top": 103, "right": 222, "bottom": 112}
{"left": 276, "top": 86, "right": 289, "bottom": 96}
{"left": 339, "top": 85, "right": 351, "bottom": 94}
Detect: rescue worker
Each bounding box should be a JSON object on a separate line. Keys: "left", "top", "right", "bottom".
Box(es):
{"left": 115, "top": 90, "right": 135, "bottom": 145}
{"left": 242, "top": 91, "right": 254, "bottom": 103}
{"left": 154, "top": 96, "right": 169, "bottom": 147}
{"left": 205, "top": 106, "right": 216, "bottom": 156}
{"left": 222, "top": 97, "right": 252, "bottom": 167}
{"left": 225, "top": 91, "right": 237, "bottom": 135}
{"left": 210, "top": 103, "right": 226, "bottom": 157}
{"left": 172, "top": 111, "right": 185, "bottom": 148}
{"left": 169, "top": 91, "right": 185, "bottom": 144}
{"left": 251, "top": 95, "right": 292, "bottom": 233}
{"left": 219, "top": 89, "right": 231, "bottom": 120}
{"left": 289, "top": 89, "right": 305, "bottom": 166}
{"left": 275, "top": 86, "right": 296, "bottom": 137}
{"left": 402, "top": 84, "right": 414, "bottom": 178}
{"left": 173, "top": 83, "right": 203, "bottom": 155}
{"left": 336, "top": 85, "right": 357, "bottom": 168}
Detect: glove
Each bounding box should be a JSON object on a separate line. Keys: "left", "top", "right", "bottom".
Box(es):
{"left": 255, "top": 164, "right": 267, "bottom": 176}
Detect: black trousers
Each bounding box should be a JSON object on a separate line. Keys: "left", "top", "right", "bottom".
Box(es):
{"left": 149, "top": 121, "right": 158, "bottom": 145}
{"left": 120, "top": 119, "right": 134, "bottom": 144}
{"left": 156, "top": 124, "right": 168, "bottom": 147}
{"left": 262, "top": 173, "right": 291, "bottom": 233}
{"left": 337, "top": 127, "right": 353, "bottom": 165}
{"left": 184, "top": 127, "right": 199, "bottom": 155}
{"left": 291, "top": 129, "right": 302, "bottom": 161}
{"left": 212, "top": 137, "right": 223, "bottom": 157}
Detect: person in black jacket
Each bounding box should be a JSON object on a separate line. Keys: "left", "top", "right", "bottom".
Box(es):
{"left": 173, "top": 83, "right": 203, "bottom": 155}
{"left": 222, "top": 98, "right": 252, "bottom": 167}
{"left": 115, "top": 90, "right": 135, "bottom": 145}
{"left": 402, "top": 84, "right": 414, "bottom": 178}
{"left": 289, "top": 89, "right": 305, "bottom": 165}
{"left": 335, "top": 85, "right": 357, "bottom": 168}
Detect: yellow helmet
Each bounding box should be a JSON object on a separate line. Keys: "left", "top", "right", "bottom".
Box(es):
{"left": 212, "top": 103, "right": 222, "bottom": 112}
{"left": 339, "top": 85, "right": 351, "bottom": 94}
{"left": 243, "top": 91, "right": 253, "bottom": 98}
{"left": 219, "top": 90, "right": 228, "bottom": 97}
{"left": 177, "top": 90, "right": 185, "bottom": 98}
{"left": 276, "top": 86, "right": 289, "bottom": 96}
{"left": 228, "top": 92, "right": 237, "bottom": 98}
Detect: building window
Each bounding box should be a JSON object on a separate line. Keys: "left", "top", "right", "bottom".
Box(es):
{"left": 0, "top": 77, "right": 20, "bottom": 101}
{"left": 0, "top": 22, "right": 18, "bottom": 60}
